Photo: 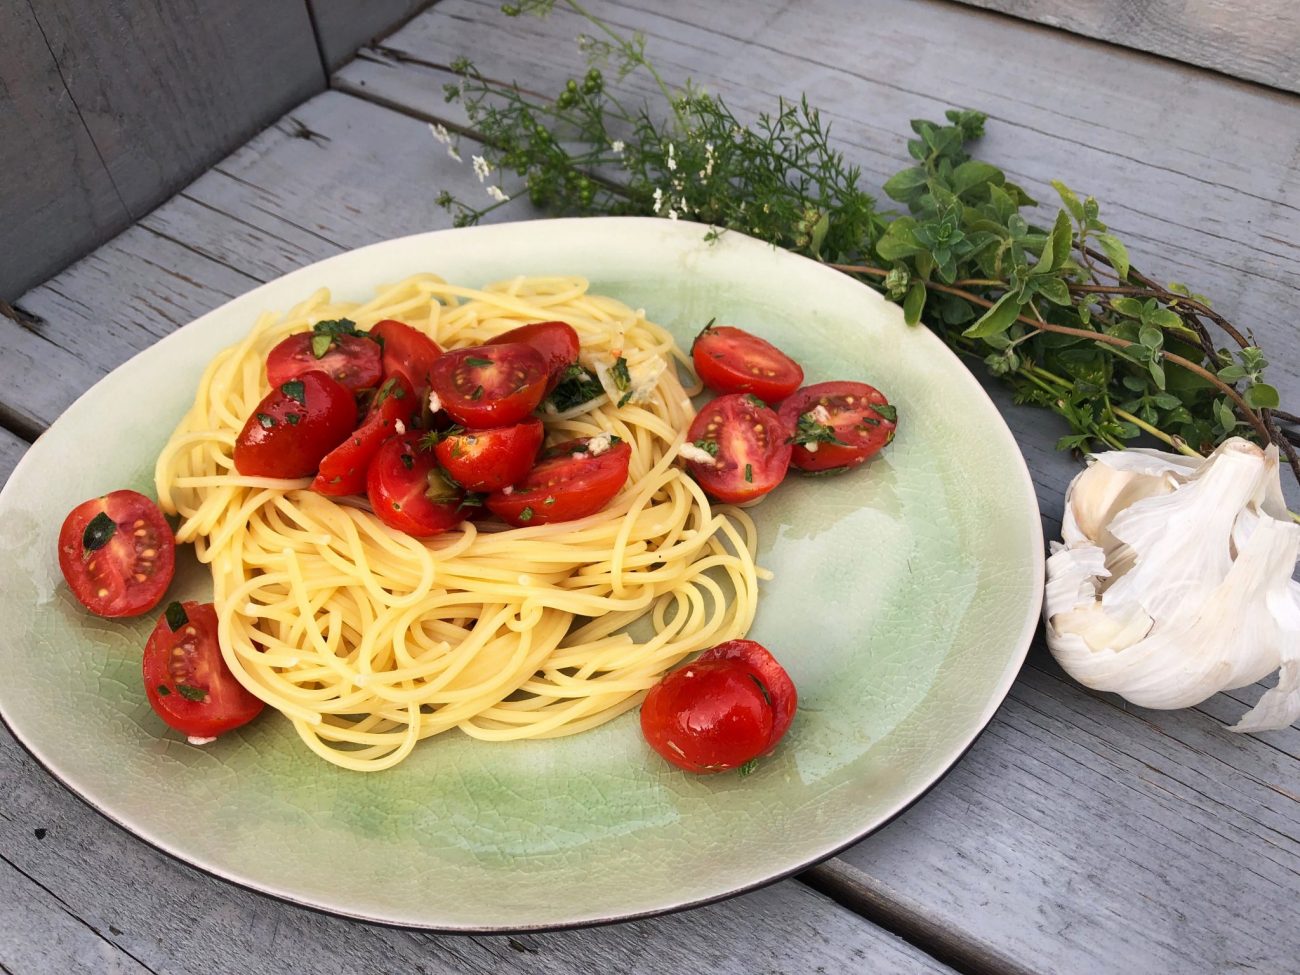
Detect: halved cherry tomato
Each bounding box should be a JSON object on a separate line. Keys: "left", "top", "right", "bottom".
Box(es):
{"left": 692, "top": 324, "right": 804, "bottom": 403}
{"left": 429, "top": 343, "right": 547, "bottom": 428}
{"left": 640, "top": 639, "right": 797, "bottom": 774}
{"left": 366, "top": 437, "right": 466, "bottom": 537}
{"left": 370, "top": 319, "right": 443, "bottom": 395}
{"left": 312, "top": 376, "right": 417, "bottom": 496}
{"left": 683, "top": 393, "right": 792, "bottom": 503}
{"left": 234, "top": 373, "right": 357, "bottom": 478}
{"left": 778, "top": 381, "right": 897, "bottom": 473}
{"left": 488, "top": 321, "right": 580, "bottom": 393}
{"left": 57, "top": 490, "right": 176, "bottom": 618}
{"left": 486, "top": 436, "right": 631, "bottom": 527}
{"left": 266, "top": 327, "right": 383, "bottom": 394}
{"left": 143, "top": 600, "right": 264, "bottom": 740}
{"left": 434, "top": 417, "right": 544, "bottom": 492}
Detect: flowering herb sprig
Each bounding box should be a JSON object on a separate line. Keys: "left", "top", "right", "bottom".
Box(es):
{"left": 436, "top": 0, "right": 1298, "bottom": 490}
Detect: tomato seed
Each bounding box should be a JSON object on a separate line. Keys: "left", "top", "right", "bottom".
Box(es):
{"left": 134, "top": 519, "right": 145, "bottom": 528}
{"left": 134, "top": 573, "right": 147, "bottom": 582}
{"left": 142, "top": 548, "right": 156, "bottom": 558}
{"left": 97, "top": 588, "right": 109, "bottom": 597}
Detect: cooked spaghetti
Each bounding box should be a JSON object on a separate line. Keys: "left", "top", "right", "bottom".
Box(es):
{"left": 154, "top": 274, "right": 764, "bottom": 771}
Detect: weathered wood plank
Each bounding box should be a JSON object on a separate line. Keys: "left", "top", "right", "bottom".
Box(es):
{"left": 335, "top": 0, "right": 1300, "bottom": 424}
{"left": 0, "top": 0, "right": 130, "bottom": 301}
{"left": 309, "top": 0, "right": 433, "bottom": 70}
{"left": 28, "top": 0, "right": 324, "bottom": 219}
{"left": 950, "top": 0, "right": 1300, "bottom": 94}
{"left": 0, "top": 726, "right": 952, "bottom": 975}
{"left": 0, "top": 427, "right": 28, "bottom": 487}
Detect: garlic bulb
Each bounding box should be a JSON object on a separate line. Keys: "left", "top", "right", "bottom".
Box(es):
{"left": 1045, "top": 437, "right": 1300, "bottom": 731}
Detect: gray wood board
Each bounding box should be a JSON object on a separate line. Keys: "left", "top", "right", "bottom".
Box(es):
{"left": 4, "top": 82, "right": 1297, "bottom": 972}
{"left": 0, "top": 0, "right": 131, "bottom": 302}
{"left": 0, "top": 92, "right": 951, "bottom": 975}
{"left": 0, "top": 427, "right": 28, "bottom": 487}
{"left": 309, "top": 0, "right": 434, "bottom": 69}
{"left": 949, "top": 0, "right": 1300, "bottom": 94}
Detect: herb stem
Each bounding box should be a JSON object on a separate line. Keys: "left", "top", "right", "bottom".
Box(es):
{"left": 561, "top": 0, "right": 682, "bottom": 126}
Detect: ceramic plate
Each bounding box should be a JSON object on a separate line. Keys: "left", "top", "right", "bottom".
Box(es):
{"left": 0, "top": 218, "right": 1042, "bottom": 929}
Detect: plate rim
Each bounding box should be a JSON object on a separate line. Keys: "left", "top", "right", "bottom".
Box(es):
{"left": 0, "top": 216, "right": 1045, "bottom": 930}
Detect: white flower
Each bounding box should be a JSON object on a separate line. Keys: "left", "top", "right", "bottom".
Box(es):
{"left": 447, "top": 144, "right": 462, "bottom": 162}
{"left": 472, "top": 155, "right": 492, "bottom": 182}
{"left": 487, "top": 185, "right": 510, "bottom": 203}
{"left": 666, "top": 142, "right": 677, "bottom": 171}
{"left": 699, "top": 141, "right": 715, "bottom": 178}
{"left": 429, "top": 123, "right": 451, "bottom": 144}
{"left": 611, "top": 140, "right": 625, "bottom": 154}
{"left": 653, "top": 187, "right": 663, "bottom": 213}
{"left": 667, "top": 209, "right": 679, "bottom": 220}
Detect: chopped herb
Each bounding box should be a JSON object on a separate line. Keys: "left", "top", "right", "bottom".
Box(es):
{"left": 400, "top": 453, "right": 414, "bottom": 470}
{"left": 610, "top": 356, "right": 632, "bottom": 391}
{"left": 689, "top": 318, "right": 717, "bottom": 355}
{"left": 470, "top": 385, "right": 484, "bottom": 401}
{"left": 286, "top": 413, "right": 301, "bottom": 425}
{"left": 418, "top": 430, "right": 441, "bottom": 452}
{"left": 257, "top": 413, "right": 276, "bottom": 429}
{"left": 692, "top": 439, "right": 720, "bottom": 457}
{"left": 544, "top": 496, "right": 556, "bottom": 506}
{"left": 546, "top": 364, "right": 603, "bottom": 412}
{"left": 176, "top": 684, "right": 207, "bottom": 703}
{"left": 426, "top": 467, "right": 461, "bottom": 502}
{"left": 519, "top": 506, "right": 534, "bottom": 522}
{"left": 457, "top": 492, "right": 486, "bottom": 511}
{"left": 617, "top": 390, "right": 634, "bottom": 408}
{"left": 465, "top": 356, "right": 494, "bottom": 367}
{"left": 374, "top": 377, "right": 406, "bottom": 406}
{"left": 156, "top": 685, "right": 171, "bottom": 697}
{"left": 164, "top": 601, "right": 188, "bottom": 632}
{"left": 312, "top": 318, "right": 360, "bottom": 337}
{"left": 744, "top": 463, "right": 753, "bottom": 483}
{"left": 81, "top": 512, "right": 116, "bottom": 552}
{"left": 870, "top": 403, "right": 898, "bottom": 423}
{"left": 310, "top": 333, "right": 332, "bottom": 359}
{"left": 608, "top": 435, "right": 623, "bottom": 445}
{"left": 743, "top": 394, "right": 768, "bottom": 409}
{"left": 738, "top": 758, "right": 759, "bottom": 777}
{"left": 787, "top": 412, "right": 848, "bottom": 448}
{"left": 280, "top": 380, "right": 306, "bottom": 405}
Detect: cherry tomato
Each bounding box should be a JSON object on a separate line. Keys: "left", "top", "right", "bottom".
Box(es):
{"left": 692, "top": 324, "right": 804, "bottom": 403}
{"left": 57, "top": 490, "right": 176, "bottom": 618}
{"left": 312, "top": 376, "right": 417, "bottom": 496}
{"left": 640, "top": 639, "right": 797, "bottom": 774}
{"left": 234, "top": 373, "right": 357, "bottom": 479}
{"left": 370, "top": 319, "right": 443, "bottom": 395}
{"left": 488, "top": 321, "right": 580, "bottom": 393}
{"left": 266, "top": 327, "right": 383, "bottom": 394}
{"left": 434, "top": 417, "right": 544, "bottom": 492}
{"left": 429, "top": 343, "right": 547, "bottom": 428}
{"left": 486, "top": 436, "right": 631, "bottom": 527}
{"left": 778, "top": 381, "right": 897, "bottom": 473}
{"left": 683, "top": 394, "right": 792, "bottom": 503}
{"left": 366, "top": 437, "right": 466, "bottom": 537}
{"left": 143, "top": 600, "right": 264, "bottom": 740}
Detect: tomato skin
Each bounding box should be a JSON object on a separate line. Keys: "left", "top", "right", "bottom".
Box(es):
{"left": 429, "top": 343, "right": 548, "bottom": 429}
{"left": 486, "top": 437, "right": 631, "bottom": 527}
{"left": 143, "top": 601, "right": 264, "bottom": 739}
{"left": 234, "top": 373, "right": 357, "bottom": 479}
{"left": 434, "top": 417, "right": 544, "bottom": 492}
{"left": 692, "top": 325, "right": 804, "bottom": 403}
{"left": 57, "top": 491, "right": 176, "bottom": 618}
{"left": 641, "top": 639, "right": 797, "bottom": 774}
{"left": 312, "top": 376, "right": 417, "bottom": 496}
{"left": 370, "top": 319, "right": 443, "bottom": 395}
{"left": 366, "top": 437, "right": 466, "bottom": 538}
{"left": 488, "top": 321, "right": 580, "bottom": 393}
{"left": 778, "top": 381, "right": 897, "bottom": 472}
{"left": 266, "top": 331, "right": 382, "bottom": 394}
{"left": 683, "top": 394, "right": 792, "bottom": 504}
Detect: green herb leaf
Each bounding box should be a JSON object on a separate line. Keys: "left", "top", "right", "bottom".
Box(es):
{"left": 963, "top": 292, "right": 1022, "bottom": 339}
{"left": 870, "top": 403, "right": 898, "bottom": 423}
{"left": 744, "top": 463, "right": 753, "bottom": 483}
{"left": 311, "top": 333, "right": 333, "bottom": 359}
{"left": 617, "top": 390, "right": 634, "bottom": 408}
{"left": 400, "top": 453, "right": 414, "bottom": 470}
{"left": 280, "top": 380, "right": 306, "bottom": 405}
{"left": 519, "top": 506, "right": 534, "bottom": 522}
{"left": 692, "top": 439, "right": 720, "bottom": 457}
{"left": 164, "top": 601, "right": 188, "bottom": 632}
{"left": 902, "top": 280, "right": 926, "bottom": 325}
{"left": 547, "top": 365, "right": 603, "bottom": 412}
{"left": 470, "top": 385, "right": 484, "bottom": 401}
{"left": 176, "top": 684, "right": 208, "bottom": 703}
{"left": 257, "top": 413, "right": 276, "bottom": 429}
{"left": 286, "top": 413, "right": 301, "bottom": 425}
{"left": 1243, "top": 382, "right": 1280, "bottom": 410}
{"left": 787, "top": 412, "right": 847, "bottom": 448}
{"left": 1095, "top": 232, "right": 1130, "bottom": 281}
{"left": 738, "top": 758, "right": 759, "bottom": 777}
{"left": 1051, "top": 180, "right": 1085, "bottom": 222}
{"left": 465, "top": 356, "right": 494, "bottom": 367}
{"left": 312, "top": 318, "right": 360, "bottom": 337}
{"left": 156, "top": 685, "right": 171, "bottom": 696}
{"left": 610, "top": 356, "right": 632, "bottom": 391}
{"left": 82, "top": 512, "right": 116, "bottom": 552}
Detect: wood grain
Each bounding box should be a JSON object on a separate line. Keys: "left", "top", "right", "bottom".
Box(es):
{"left": 0, "top": 0, "right": 130, "bottom": 301}
{"left": 0, "top": 427, "right": 28, "bottom": 486}
{"left": 309, "top": 0, "right": 433, "bottom": 69}
{"left": 949, "top": 0, "right": 1300, "bottom": 94}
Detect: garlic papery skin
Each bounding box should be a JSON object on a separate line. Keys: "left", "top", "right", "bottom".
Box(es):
{"left": 1045, "top": 437, "right": 1300, "bottom": 731}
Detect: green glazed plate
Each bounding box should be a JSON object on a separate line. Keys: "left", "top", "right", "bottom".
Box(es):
{"left": 0, "top": 218, "right": 1042, "bottom": 929}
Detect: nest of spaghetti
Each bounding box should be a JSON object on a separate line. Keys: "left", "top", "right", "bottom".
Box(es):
{"left": 156, "top": 274, "right": 765, "bottom": 771}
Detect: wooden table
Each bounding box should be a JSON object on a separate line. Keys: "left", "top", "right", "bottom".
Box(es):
{"left": 2, "top": 2, "right": 1297, "bottom": 972}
